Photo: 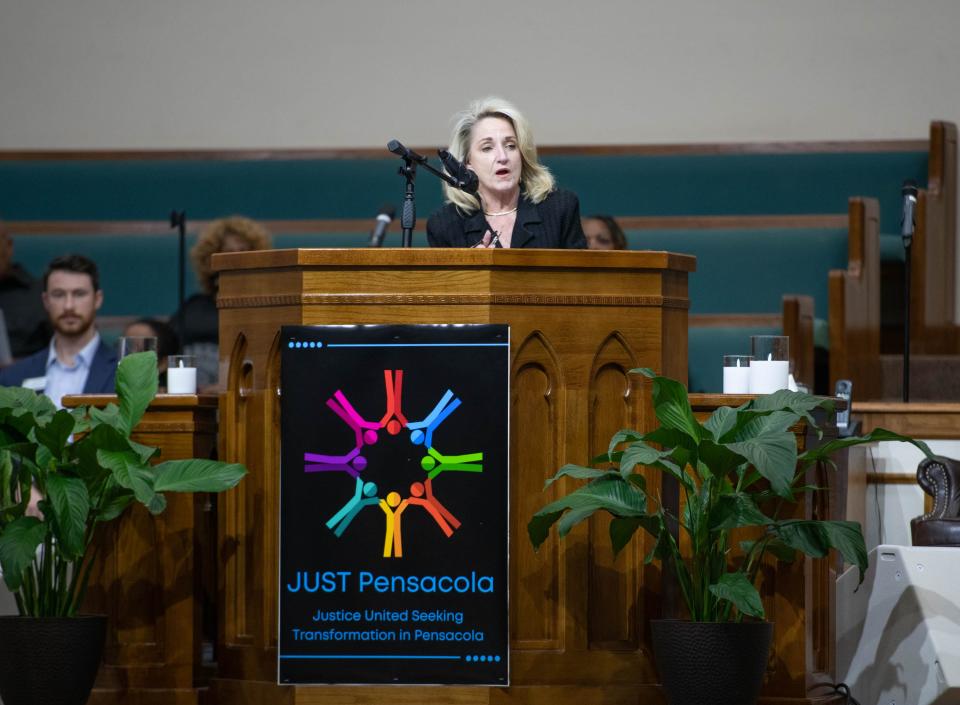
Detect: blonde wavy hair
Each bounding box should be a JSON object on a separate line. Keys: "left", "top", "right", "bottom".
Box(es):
{"left": 442, "top": 97, "right": 555, "bottom": 213}
{"left": 192, "top": 216, "right": 272, "bottom": 294}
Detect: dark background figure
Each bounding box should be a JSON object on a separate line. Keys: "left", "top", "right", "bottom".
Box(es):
{"left": 0, "top": 254, "right": 117, "bottom": 405}
{"left": 582, "top": 215, "right": 628, "bottom": 250}
{"left": 123, "top": 317, "right": 181, "bottom": 388}
{"left": 170, "top": 216, "right": 272, "bottom": 389}
{"left": 0, "top": 219, "right": 52, "bottom": 360}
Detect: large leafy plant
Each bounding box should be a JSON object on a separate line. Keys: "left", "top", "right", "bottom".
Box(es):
{"left": 0, "top": 352, "right": 246, "bottom": 617}
{"left": 529, "top": 369, "right": 931, "bottom": 622}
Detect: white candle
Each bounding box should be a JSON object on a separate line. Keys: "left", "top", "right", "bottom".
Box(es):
{"left": 167, "top": 360, "right": 197, "bottom": 394}
{"left": 749, "top": 356, "right": 789, "bottom": 394}
{"left": 723, "top": 363, "right": 750, "bottom": 394}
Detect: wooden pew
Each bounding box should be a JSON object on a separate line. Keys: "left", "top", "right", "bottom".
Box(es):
{"left": 635, "top": 198, "right": 881, "bottom": 399}
{"left": 911, "top": 122, "right": 958, "bottom": 353}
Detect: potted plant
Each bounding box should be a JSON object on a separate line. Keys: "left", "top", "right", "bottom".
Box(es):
{"left": 528, "top": 369, "right": 931, "bottom": 705}
{"left": 0, "top": 352, "right": 246, "bottom": 705}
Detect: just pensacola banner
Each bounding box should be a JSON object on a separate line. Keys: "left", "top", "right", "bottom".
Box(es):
{"left": 278, "top": 324, "right": 510, "bottom": 686}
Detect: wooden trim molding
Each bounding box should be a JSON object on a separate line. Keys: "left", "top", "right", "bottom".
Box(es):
{"left": 6, "top": 214, "right": 848, "bottom": 238}
{"left": 689, "top": 313, "right": 782, "bottom": 328}
{"left": 866, "top": 472, "right": 919, "bottom": 485}
{"left": 0, "top": 139, "right": 929, "bottom": 161}
{"left": 218, "top": 293, "right": 692, "bottom": 309}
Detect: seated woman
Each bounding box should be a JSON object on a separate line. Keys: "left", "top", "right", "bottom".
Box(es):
{"left": 171, "top": 216, "right": 272, "bottom": 389}
{"left": 122, "top": 317, "right": 180, "bottom": 388}
{"left": 582, "top": 214, "right": 628, "bottom": 250}
{"left": 427, "top": 97, "right": 586, "bottom": 249}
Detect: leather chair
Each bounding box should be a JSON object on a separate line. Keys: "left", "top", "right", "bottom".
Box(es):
{"left": 911, "top": 455, "right": 960, "bottom": 546}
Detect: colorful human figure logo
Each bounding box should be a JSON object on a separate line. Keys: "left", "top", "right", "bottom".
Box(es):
{"left": 304, "top": 370, "right": 482, "bottom": 557}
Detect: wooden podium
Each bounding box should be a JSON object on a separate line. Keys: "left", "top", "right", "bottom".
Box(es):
{"left": 63, "top": 394, "right": 219, "bottom": 705}
{"left": 209, "top": 249, "right": 692, "bottom": 704}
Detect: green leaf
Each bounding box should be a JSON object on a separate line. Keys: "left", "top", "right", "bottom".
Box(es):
{"left": 748, "top": 389, "right": 831, "bottom": 423}
{"left": 544, "top": 464, "right": 614, "bottom": 489}
{"left": 776, "top": 519, "right": 868, "bottom": 583}
{"left": 697, "top": 440, "right": 746, "bottom": 479}
{"left": 703, "top": 406, "right": 738, "bottom": 440}
{"left": 115, "top": 352, "right": 158, "bottom": 435}
{"left": 0, "top": 517, "right": 46, "bottom": 591}
{"left": 775, "top": 520, "right": 828, "bottom": 558}
{"left": 768, "top": 543, "right": 798, "bottom": 562}
{"left": 86, "top": 422, "right": 134, "bottom": 453}
{"left": 45, "top": 475, "right": 90, "bottom": 558}
{"left": 34, "top": 409, "right": 76, "bottom": 458}
{"left": 649, "top": 375, "right": 703, "bottom": 444}
{"left": 557, "top": 506, "right": 600, "bottom": 538}
{"left": 708, "top": 571, "right": 765, "bottom": 619}
{"left": 709, "top": 493, "right": 772, "bottom": 530}
{"left": 726, "top": 410, "right": 801, "bottom": 443}
{"left": 127, "top": 440, "right": 160, "bottom": 465}
{"left": 145, "top": 492, "right": 167, "bottom": 515}
{"left": 68, "top": 406, "right": 92, "bottom": 436}
{"left": 644, "top": 516, "right": 674, "bottom": 564}
{"left": 820, "top": 520, "right": 868, "bottom": 582}
{"left": 0, "top": 386, "right": 56, "bottom": 422}
{"left": 726, "top": 431, "right": 798, "bottom": 499}
{"left": 0, "top": 450, "right": 16, "bottom": 512}
{"left": 528, "top": 510, "right": 563, "bottom": 549}
{"left": 528, "top": 475, "right": 649, "bottom": 548}
{"left": 96, "top": 491, "right": 135, "bottom": 522}
{"left": 97, "top": 448, "right": 156, "bottom": 506}
{"left": 152, "top": 459, "right": 247, "bottom": 493}
{"left": 619, "top": 442, "right": 677, "bottom": 475}
{"left": 610, "top": 514, "right": 661, "bottom": 556}
{"left": 799, "top": 427, "right": 934, "bottom": 467}
{"left": 607, "top": 429, "right": 644, "bottom": 456}
{"left": 88, "top": 403, "right": 122, "bottom": 431}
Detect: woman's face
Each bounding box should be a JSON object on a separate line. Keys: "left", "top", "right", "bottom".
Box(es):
{"left": 221, "top": 232, "right": 253, "bottom": 253}
{"left": 583, "top": 218, "right": 617, "bottom": 250}
{"left": 467, "top": 116, "right": 522, "bottom": 202}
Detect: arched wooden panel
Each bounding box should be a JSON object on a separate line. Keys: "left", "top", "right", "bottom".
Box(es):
{"left": 263, "top": 331, "right": 282, "bottom": 649}
{"left": 511, "top": 331, "right": 564, "bottom": 651}
{"left": 586, "top": 332, "right": 645, "bottom": 650}
{"left": 221, "top": 332, "right": 253, "bottom": 647}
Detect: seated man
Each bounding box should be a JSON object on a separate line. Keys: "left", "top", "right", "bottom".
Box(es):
{"left": 0, "top": 219, "right": 51, "bottom": 359}
{"left": 0, "top": 254, "right": 117, "bottom": 407}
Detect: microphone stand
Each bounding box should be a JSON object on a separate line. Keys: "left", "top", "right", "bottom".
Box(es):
{"left": 903, "top": 227, "right": 912, "bottom": 402}
{"left": 388, "top": 141, "right": 468, "bottom": 248}
{"left": 399, "top": 158, "right": 417, "bottom": 248}
{"left": 169, "top": 210, "right": 187, "bottom": 340}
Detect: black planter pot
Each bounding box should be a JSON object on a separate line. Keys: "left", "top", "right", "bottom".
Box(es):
{"left": 0, "top": 614, "right": 107, "bottom": 705}
{"left": 651, "top": 619, "right": 773, "bottom": 705}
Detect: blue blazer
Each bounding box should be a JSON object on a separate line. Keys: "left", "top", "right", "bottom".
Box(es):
{"left": 0, "top": 340, "right": 118, "bottom": 394}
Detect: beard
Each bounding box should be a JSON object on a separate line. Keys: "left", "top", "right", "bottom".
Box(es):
{"left": 53, "top": 312, "right": 94, "bottom": 338}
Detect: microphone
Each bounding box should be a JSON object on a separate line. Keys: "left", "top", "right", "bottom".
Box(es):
{"left": 368, "top": 204, "right": 396, "bottom": 247}
{"left": 438, "top": 149, "right": 479, "bottom": 194}
{"left": 901, "top": 179, "right": 918, "bottom": 245}
{"left": 387, "top": 140, "right": 427, "bottom": 163}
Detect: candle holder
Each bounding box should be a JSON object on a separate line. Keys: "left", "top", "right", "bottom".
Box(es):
{"left": 167, "top": 354, "right": 198, "bottom": 394}
{"left": 749, "top": 336, "right": 789, "bottom": 394}
{"left": 722, "top": 355, "right": 753, "bottom": 393}
{"left": 118, "top": 335, "right": 157, "bottom": 359}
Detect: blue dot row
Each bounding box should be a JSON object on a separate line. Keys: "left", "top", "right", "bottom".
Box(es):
{"left": 287, "top": 341, "right": 323, "bottom": 349}
{"left": 466, "top": 654, "right": 501, "bottom": 663}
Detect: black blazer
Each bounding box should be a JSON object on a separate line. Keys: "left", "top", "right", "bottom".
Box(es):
{"left": 426, "top": 188, "right": 587, "bottom": 249}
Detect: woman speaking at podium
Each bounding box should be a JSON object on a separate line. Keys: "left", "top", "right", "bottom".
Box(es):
{"left": 426, "top": 97, "right": 587, "bottom": 249}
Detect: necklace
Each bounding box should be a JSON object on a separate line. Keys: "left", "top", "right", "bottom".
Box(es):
{"left": 483, "top": 206, "right": 518, "bottom": 217}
